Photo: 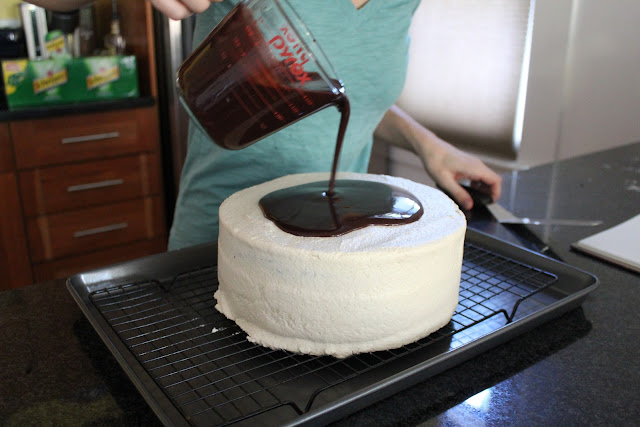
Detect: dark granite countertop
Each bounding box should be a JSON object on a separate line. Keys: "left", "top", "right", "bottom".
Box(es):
{"left": 0, "top": 96, "right": 155, "bottom": 122}
{"left": 0, "top": 279, "right": 160, "bottom": 426}
{"left": 1, "top": 143, "right": 638, "bottom": 426}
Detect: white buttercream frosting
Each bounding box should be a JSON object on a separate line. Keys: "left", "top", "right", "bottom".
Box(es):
{"left": 215, "top": 172, "right": 466, "bottom": 358}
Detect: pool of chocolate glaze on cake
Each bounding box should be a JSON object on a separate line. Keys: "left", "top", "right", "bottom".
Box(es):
{"left": 259, "top": 179, "right": 424, "bottom": 237}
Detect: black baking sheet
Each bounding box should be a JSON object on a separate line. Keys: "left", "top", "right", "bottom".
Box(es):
{"left": 67, "top": 228, "right": 598, "bottom": 426}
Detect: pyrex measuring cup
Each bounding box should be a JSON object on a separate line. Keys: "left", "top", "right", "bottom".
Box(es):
{"left": 176, "top": 0, "right": 344, "bottom": 150}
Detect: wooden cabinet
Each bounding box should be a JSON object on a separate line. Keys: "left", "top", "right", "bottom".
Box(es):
{"left": 4, "top": 107, "right": 168, "bottom": 286}
{"left": 0, "top": 1, "right": 168, "bottom": 289}
{"left": 0, "top": 107, "right": 168, "bottom": 289}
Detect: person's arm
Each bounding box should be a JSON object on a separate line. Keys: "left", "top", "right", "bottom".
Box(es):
{"left": 26, "top": 0, "right": 223, "bottom": 20}
{"left": 374, "top": 104, "right": 502, "bottom": 210}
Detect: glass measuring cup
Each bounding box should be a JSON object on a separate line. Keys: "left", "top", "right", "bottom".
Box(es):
{"left": 176, "top": 0, "right": 345, "bottom": 150}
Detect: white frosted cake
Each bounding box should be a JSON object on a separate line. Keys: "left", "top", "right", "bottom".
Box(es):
{"left": 215, "top": 172, "right": 466, "bottom": 358}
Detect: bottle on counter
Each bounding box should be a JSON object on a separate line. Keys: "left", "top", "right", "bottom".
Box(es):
{"left": 104, "top": 0, "right": 125, "bottom": 55}
{"left": 77, "top": 4, "right": 96, "bottom": 56}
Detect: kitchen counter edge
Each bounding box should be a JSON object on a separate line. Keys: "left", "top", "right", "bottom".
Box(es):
{"left": 0, "top": 96, "right": 156, "bottom": 121}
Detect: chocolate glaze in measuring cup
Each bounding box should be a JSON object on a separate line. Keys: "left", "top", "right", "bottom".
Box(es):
{"left": 178, "top": 2, "right": 423, "bottom": 237}
{"left": 177, "top": 3, "right": 341, "bottom": 150}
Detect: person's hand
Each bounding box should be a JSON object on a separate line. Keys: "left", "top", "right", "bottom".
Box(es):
{"left": 375, "top": 105, "right": 502, "bottom": 211}
{"left": 418, "top": 135, "right": 502, "bottom": 211}
{"left": 149, "top": 0, "right": 223, "bottom": 20}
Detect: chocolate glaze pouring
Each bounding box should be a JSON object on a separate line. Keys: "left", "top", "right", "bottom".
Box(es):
{"left": 177, "top": 2, "right": 423, "bottom": 237}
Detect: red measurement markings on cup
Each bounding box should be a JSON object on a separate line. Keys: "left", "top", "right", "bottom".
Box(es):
{"left": 268, "top": 27, "right": 312, "bottom": 86}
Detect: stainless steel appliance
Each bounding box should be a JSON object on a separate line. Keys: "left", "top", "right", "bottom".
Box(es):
{"left": 153, "top": 13, "right": 197, "bottom": 214}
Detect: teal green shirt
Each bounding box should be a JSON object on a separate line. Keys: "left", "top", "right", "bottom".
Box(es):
{"left": 169, "top": 0, "right": 421, "bottom": 250}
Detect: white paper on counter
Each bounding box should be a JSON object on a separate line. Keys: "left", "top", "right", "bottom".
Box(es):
{"left": 572, "top": 214, "right": 640, "bottom": 273}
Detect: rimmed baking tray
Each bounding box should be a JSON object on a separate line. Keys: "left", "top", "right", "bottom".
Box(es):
{"left": 67, "top": 228, "right": 598, "bottom": 426}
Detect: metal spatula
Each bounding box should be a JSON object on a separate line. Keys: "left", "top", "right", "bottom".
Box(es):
{"left": 461, "top": 184, "right": 602, "bottom": 226}
{"left": 483, "top": 202, "right": 602, "bottom": 226}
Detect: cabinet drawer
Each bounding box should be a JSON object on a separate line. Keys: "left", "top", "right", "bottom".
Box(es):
{"left": 32, "top": 237, "right": 166, "bottom": 282}
{"left": 20, "top": 153, "right": 161, "bottom": 216}
{"left": 0, "top": 123, "right": 13, "bottom": 172}
{"left": 11, "top": 107, "right": 159, "bottom": 168}
{"left": 27, "top": 196, "right": 165, "bottom": 262}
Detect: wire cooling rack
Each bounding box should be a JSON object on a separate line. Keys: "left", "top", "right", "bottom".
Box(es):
{"left": 83, "top": 239, "right": 579, "bottom": 426}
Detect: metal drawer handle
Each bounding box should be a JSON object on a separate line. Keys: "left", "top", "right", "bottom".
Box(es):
{"left": 67, "top": 178, "right": 124, "bottom": 192}
{"left": 73, "top": 222, "right": 128, "bottom": 238}
{"left": 61, "top": 131, "right": 120, "bottom": 144}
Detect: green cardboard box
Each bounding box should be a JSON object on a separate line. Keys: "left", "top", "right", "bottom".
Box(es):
{"left": 2, "top": 55, "right": 139, "bottom": 109}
